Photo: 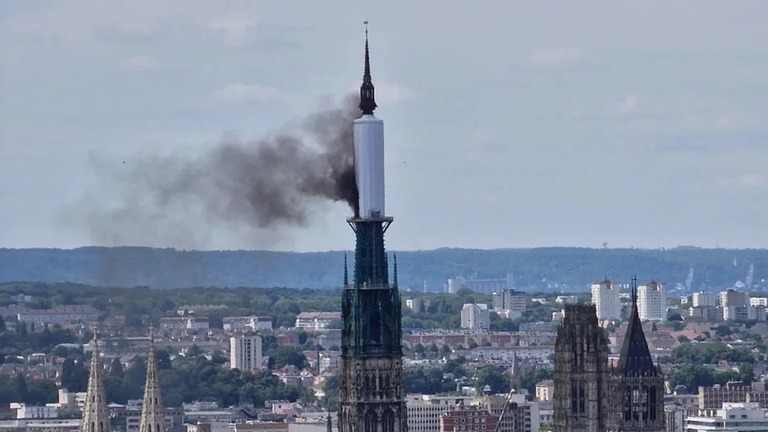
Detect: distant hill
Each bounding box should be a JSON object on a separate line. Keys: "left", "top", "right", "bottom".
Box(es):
{"left": 1, "top": 246, "right": 767, "bottom": 292}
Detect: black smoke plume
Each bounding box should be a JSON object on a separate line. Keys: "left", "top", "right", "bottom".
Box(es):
{"left": 78, "top": 94, "right": 360, "bottom": 248}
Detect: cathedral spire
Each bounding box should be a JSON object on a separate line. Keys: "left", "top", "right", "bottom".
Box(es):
{"left": 617, "top": 276, "right": 657, "bottom": 376}
{"left": 359, "top": 21, "right": 377, "bottom": 115}
{"left": 139, "top": 328, "right": 165, "bottom": 432}
{"left": 81, "top": 331, "right": 110, "bottom": 432}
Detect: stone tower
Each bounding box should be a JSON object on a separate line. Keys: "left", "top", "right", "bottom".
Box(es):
{"left": 81, "top": 333, "right": 110, "bottom": 432}
{"left": 610, "top": 279, "right": 665, "bottom": 432}
{"left": 139, "top": 329, "right": 165, "bottom": 432}
{"left": 338, "top": 25, "right": 406, "bottom": 432}
{"left": 553, "top": 304, "right": 610, "bottom": 432}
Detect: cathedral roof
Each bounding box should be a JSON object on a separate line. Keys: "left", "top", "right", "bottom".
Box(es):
{"left": 617, "top": 279, "right": 658, "bottom": 376}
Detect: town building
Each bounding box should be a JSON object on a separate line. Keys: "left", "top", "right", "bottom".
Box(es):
{"left": 439, "top": 403, "right": 496, "bottom": 432}
{"left": 222, "top": 316, "right": 273, "bottom": 332}
{"left": 692, "top": 292, "right": 718, "bottom": 308}
{"left": 230, "top": 335, "right": 263, "bottom": 372}
{"left": 460, "top": 304, "right": 490, "bottom": 331}
{"left": 492, "top": 290, "right": 527, "bottom": 319}
{"left": 685, "top": 402, "right": 768, "bottom": 432}
{"left": 591, "top": 279, "right": 622, "bottom": 321}
{"left": 406, "top": 395, "right": 474, "bottom": 432}
{"left": 294, "top": 312, "right": 341, "bottom": 330}
{"left": 479, "top": 394, "right": 539, "bottom": 432}
{"left": 158, "top": 317, "right": 209, "bottom": 331}
{"left": 535, "top": 380, "right": 554, "bottom": 402}
{"left": 637, "top": 281, "right": 666, "bottom": 321}
{"left": 17, "top": 305, "right": 99, "bottom": 324}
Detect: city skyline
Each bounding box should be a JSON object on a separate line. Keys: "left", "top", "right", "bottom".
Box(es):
{"left": 2, "top": 1, "right": 767, "bottom": 252}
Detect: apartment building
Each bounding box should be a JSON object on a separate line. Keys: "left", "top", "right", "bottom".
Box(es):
{"left": 461, "top": 304, "right": 490, "bottom": 331}
{"left": 591, "top": 279, "right": 621, "bottom": 321}
{"left": 230, "top": 335, "right": 263, "bottom": 372}
{"left": 638, "top": 281, "right": 667, "bottom": 321}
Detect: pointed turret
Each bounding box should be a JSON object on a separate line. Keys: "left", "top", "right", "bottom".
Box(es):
{"left": 359, "top": 21, "right": 377, "bottom": 115}
{"left": 139, "top": 329, "right": 165, "bottom": 432}
{"left": 343, "top": 254, "right": 349, "bottom": 286}
{"left": 617, "top": 277, "right": 658, "bottom": 376}
{"left": 393, "top": 254, "right": 398, "bottom": 288}
{"left": 81, "top": 332, "right": 110, "bottom": 432}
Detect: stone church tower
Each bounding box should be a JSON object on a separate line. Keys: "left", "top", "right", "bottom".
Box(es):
{"left": 553, "top": 304, "right": 610, "bottom": 432}
{"left": 609, "top": 279, "right": 665, "bottom": 432}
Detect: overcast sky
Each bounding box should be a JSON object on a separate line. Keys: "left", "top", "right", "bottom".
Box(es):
{"left": 1, "top": 1, "right": 767, "bottom": 252}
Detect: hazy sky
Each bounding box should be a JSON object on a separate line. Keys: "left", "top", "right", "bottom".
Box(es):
{"left": 1, "top": 1, "right": 768, "bottom": 252}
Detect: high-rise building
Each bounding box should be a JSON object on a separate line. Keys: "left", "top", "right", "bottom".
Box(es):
{"left": 691, "top": 292, "right": 717, "bottom": 307}
{"left": 492, "top": 289, "right": 527, "bottom": 318}
{"left": 637, "top": 281, "right": 666, "bottom": 321}
{"left": 81, "top": 333, "right": 109, "bottom": 432}
{"left": 230, "top": 335, "right": 263, "bottom": 372}
{"left": 139, "top": 330, "right": 165, "bottom": 432}
{"left": 609, "top": 279, "right": 665, "bottom": 432}
{"left": 553, "top": 304, "right": 610, "bottom": 432}
{"left": 338, "top": 27, "right": 406, "bottom": 432}
{"left": 460, "top": 303, "right": 490, "bottom": 330}
{"left": 591, "top": 279, "right": 621, "bottom": 321}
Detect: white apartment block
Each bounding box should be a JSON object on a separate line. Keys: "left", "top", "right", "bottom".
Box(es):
{"left": 638, "top": 281, "right": 667, "bottom": 321}
{"left": 223, "top": 316, "right": 273, "bottom": 332}
{"left": 591, "top": 279, "right": 621, "bottom": 321}
{"left": 535, "top": 380, "right": 554, "bottom": 401}
{"left": 461, "top": 303, "right": 490, "bottom": 330}
{"left": 750, "top": 297, "right": 768, "bottom": 307}
{"left": 229, "top": 335, "right": 263, "bottom": 372}
{"left": 294, "top": 312, "right": 341, "bottom": 330}
{"left": 685, "top": 402, "right": 768, "bottom": 432}
{"left": 492, "top": 290, "right": 527, "bottom": 319}
{"left": 692, "top": 292, "right": 718, "bottom": 307}
{"left": 406, "top": 299, "right": 431, "bottom": 313}
{"left": 406, "top": 394, "right": 474, "bottom": 432}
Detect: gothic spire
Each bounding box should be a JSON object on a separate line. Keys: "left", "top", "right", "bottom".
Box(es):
{"left": 617, "top": 276, "right": 658, "bottom": 376}
{"left": 139, "top": 328, "right": 165, "bottom": 432}
{"left": 81, "top": 331, "right": 110, "bottom": 432}
{"left": 359, "top": 21, "right": 377, "bottom": 115}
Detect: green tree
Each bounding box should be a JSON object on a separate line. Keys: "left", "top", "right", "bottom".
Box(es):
{"left": 13, "top": 374, "right": 28, "bottom": 401}
{"left": 268, "top": 346, "right": 307, "bottom": 370}
{"left": 472, "top": 367, "right": 507, "bottom": 394}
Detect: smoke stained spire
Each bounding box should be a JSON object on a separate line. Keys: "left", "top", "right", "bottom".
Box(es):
{"left": 76, "top": 94, "right": 360, "bottom": 248}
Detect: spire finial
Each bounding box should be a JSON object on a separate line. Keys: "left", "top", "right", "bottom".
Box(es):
{"left": 631, "top": 275, "right": 638, "bottom": 305}
{"left": 359, "top": 20, "right": 377, "bottom": 115}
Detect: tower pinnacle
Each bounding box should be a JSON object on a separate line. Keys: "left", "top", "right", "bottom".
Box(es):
{"left": 81, "top": 331, "right": 110, "bottom": 432}
{"left": 139, "top": 328, "right": 165, "bottom": 432}
{"left": 359, "top": 21, "right": 377, "bottom": 115}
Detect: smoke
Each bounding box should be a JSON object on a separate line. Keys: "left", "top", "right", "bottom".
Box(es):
{"left": 76, "top": 94, "right": 360, "bottom": 248}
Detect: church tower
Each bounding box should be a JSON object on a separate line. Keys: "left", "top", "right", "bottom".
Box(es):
{"left": 139, "top": 329, "right": 165, "bottom": 432}
{"left": 553, "top": 304, "right": 610, "bottom": 432}
{"left": 610, "top": 278, "right": 665, "bottom": 432}
{"left": 338, "top": 24, "right": 407, "bottom": 432}
{"left": 81, "top": 333, "right": 110, "bottom": 432}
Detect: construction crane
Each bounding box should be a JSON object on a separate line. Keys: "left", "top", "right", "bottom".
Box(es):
{"left": 492, "top": 388, "right": 517, "bottom": 432}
